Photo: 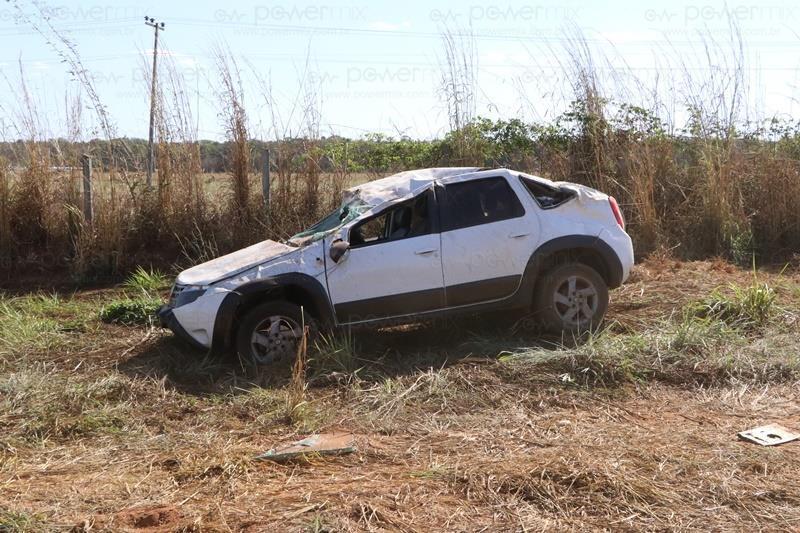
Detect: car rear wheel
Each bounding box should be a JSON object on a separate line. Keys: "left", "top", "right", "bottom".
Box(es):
{"left": 534, "top": 262, "right": 609, "bottom": 334}
{"left": 235, "top": 301, "right": 317, "bottom": 365}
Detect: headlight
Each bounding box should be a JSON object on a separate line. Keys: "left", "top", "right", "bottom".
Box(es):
{"left": 169, "top": 284, "right": 207, "bottom": 308}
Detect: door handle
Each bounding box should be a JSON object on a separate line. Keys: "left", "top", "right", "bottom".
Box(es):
{"left": 415, "top": 249, "right": 437, "bottom": 255}
{"left": 509, "top": 232, "right": 530, "bottom": 239}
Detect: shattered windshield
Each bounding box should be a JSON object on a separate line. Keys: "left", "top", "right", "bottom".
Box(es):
{"left": 288, "top": 198, "right": 370, "bottom": 245}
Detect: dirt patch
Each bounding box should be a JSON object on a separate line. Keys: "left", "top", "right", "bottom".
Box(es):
{"left": 119, "top": 505, "right": 181, "bottom": 530}
{"left": 79, "top": 504, "right": 187, "bottom": 532}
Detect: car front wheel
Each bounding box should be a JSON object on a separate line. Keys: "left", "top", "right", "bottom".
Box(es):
{"left": 534, "top": 262, "right": 609, "bottom": 334}
{"left": 235, "top": 301, "right": 317, "bottom": 365}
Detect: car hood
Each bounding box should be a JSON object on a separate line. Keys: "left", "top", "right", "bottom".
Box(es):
{"left": 176, "top": 239, "right": 295, "bottom": 286}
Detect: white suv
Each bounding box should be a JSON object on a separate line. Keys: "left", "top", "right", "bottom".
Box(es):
{"left": 158, "top": 168, "right": 634, "bottom": 364}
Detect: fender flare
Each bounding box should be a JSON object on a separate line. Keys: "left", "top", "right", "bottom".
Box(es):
{"left": 521, "top": 235, "right": 624, "bottom": 295}
{"left": 210, "top": 273, "right": 334, "bottom": 355}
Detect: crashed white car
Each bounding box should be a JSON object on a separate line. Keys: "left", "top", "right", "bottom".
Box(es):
{"left": 158, "top": 167, "right": 634, "bottom": 364}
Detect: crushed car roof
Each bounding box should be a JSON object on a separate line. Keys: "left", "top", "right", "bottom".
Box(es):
{"left": 346, "top": 167, "right": 481, "bottom": 206}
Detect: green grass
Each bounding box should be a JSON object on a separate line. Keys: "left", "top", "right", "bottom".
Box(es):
{"left": 0, "top": 294, "right": 86, "bottom": 358}
{"left": 0, "top": 509, "right": 47, "bottom": 533}
{"left": 504, "top": 305, "right": 798, "bottom": 387}
{"left": 560, "top": 330, "right": 652, "bottom": 386}
{"left": 0, "top": 365, "right": 139, "bottom": 445}
{"left": 96, "top": 266, "right": 168, "bottom": 326}
{"left": 0, "top": 292, "right": 108, "bottom": 360}
{"left": 668, "top": 315, "right": 737, "bottom": 355}
{"left": 99, "top": 297, "right": 161, "bottom": 326}
{"left": 0, "top": 301, "right": 60, "bottom": 357}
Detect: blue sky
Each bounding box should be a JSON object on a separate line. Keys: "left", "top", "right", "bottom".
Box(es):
{"left": 1, "top": 0, "right": 798, "bottom": 140}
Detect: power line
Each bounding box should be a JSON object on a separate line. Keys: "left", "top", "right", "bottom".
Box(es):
{"left": 1, "top": 12, "right": 795, "bottom": 48}
{"left": 0, "top": 18, "right": 143, "bottom": 36}
{"left": 158, "top": 16, "right": 800, "bottom": 48}
{"left": 2, "top": 51, "right": 796, "bottom": 73}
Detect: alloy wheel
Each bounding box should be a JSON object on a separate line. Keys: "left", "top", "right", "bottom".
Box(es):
{"left": 250, "top": 315, "right": 303, "bottom": 364}
{"left": 552, "top": 275, "right": 599, "bottom": 328}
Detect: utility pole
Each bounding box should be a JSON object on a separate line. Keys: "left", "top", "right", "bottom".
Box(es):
{"left": 145, "top": 16, "right": 165, "bottom": 188}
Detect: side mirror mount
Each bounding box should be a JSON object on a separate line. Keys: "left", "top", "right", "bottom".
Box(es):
{"left": 329, "top": 239, "right": 350, "bottom": 263}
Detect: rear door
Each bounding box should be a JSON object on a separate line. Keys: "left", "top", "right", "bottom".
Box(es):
{"left": 325, "top": 188, "right": 445, "bottom": 323}
{"left": 439, "top": 175, "right": 537, "bottom": 306}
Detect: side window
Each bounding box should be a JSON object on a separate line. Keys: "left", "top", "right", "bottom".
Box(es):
{"left": 520, "top": 176, "right": 575, "bottom": 208}
{"left": 349, "top": 190, "right": 433, "bottom": 247}
{"left": 442, "top": 177, "right": 524, "bottom": 231}
{"left": 352, "top": 214, "right": 386, "bottom": 245}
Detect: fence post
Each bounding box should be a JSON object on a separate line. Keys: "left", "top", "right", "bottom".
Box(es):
{"left": 343, "top": 140, "right": 348, "bottom": 175}
{"left": 81, "top": 154, "right": 93, "bottom": 224}
{"left": 262, "top": 148, "right": 270, "bottom": 219}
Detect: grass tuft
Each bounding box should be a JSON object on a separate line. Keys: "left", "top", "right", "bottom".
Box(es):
{"left": 123, "top": 266, "right": 170, "bottom": 296}
{"left": 285, "top": 324, "right": 309, "bottom": 427}
{"left": 309, "top": 330, "right": 363, "bottom": 381}
{"left": 688, "top": 280, "right": 777, "bottom": 330}
{"left": 563, "top": 331, "right": 650, "bottom": 386}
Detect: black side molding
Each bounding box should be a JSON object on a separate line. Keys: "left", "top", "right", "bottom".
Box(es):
{"left": 334, "top": 286, "right": 445, "bottom": 323}
{"left": 210, "top": 273, "right": 334, "bottom": 356}
{"left": 445, "top": 275, "right": 520, "bottom": 307}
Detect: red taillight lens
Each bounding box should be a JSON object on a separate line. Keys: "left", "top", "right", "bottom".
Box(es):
{"left": 609, "top": 197, "right": 625, "bottom": 230}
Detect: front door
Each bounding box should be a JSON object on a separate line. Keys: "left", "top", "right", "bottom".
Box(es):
{"left": 438, "top": 176, "right": 536, "bottom": 306}
{"left": 325, "top": 189, "right": 445, "bottom": 323}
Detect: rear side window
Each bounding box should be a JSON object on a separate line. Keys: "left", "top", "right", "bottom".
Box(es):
{"left": 441, "top": 177, "right": 525, "bottom": 232}
{"left": 520, "top": 176, "right": 576, "bottom": 208}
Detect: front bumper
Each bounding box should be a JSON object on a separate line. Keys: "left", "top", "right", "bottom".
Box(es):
{"left": 157, "top": 305, "right": 208, "bottom": 352}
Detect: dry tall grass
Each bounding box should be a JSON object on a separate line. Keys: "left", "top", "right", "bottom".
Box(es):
{"left": 0, "top": 157, "right": 10, "bottom": 255}
{"left": 213, "top": 46, "right": 253, "bottom": 239}
{"left": 1, "top": 25, "right": 799, "bottom": 278}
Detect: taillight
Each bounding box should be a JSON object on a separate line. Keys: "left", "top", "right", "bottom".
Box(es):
{"left": 608, "top": 197, "right": 625, "bottom": 230}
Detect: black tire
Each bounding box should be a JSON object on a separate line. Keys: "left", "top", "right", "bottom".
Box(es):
{"left": 235, "top": 301, "right": 318, "bottom": 366}
{"left": 533, "top": 262, "right": 609, "bottom": 334}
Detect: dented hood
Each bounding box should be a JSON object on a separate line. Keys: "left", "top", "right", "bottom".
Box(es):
{"left": 176, "top": 239, "right": 295, "bottom": 286}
